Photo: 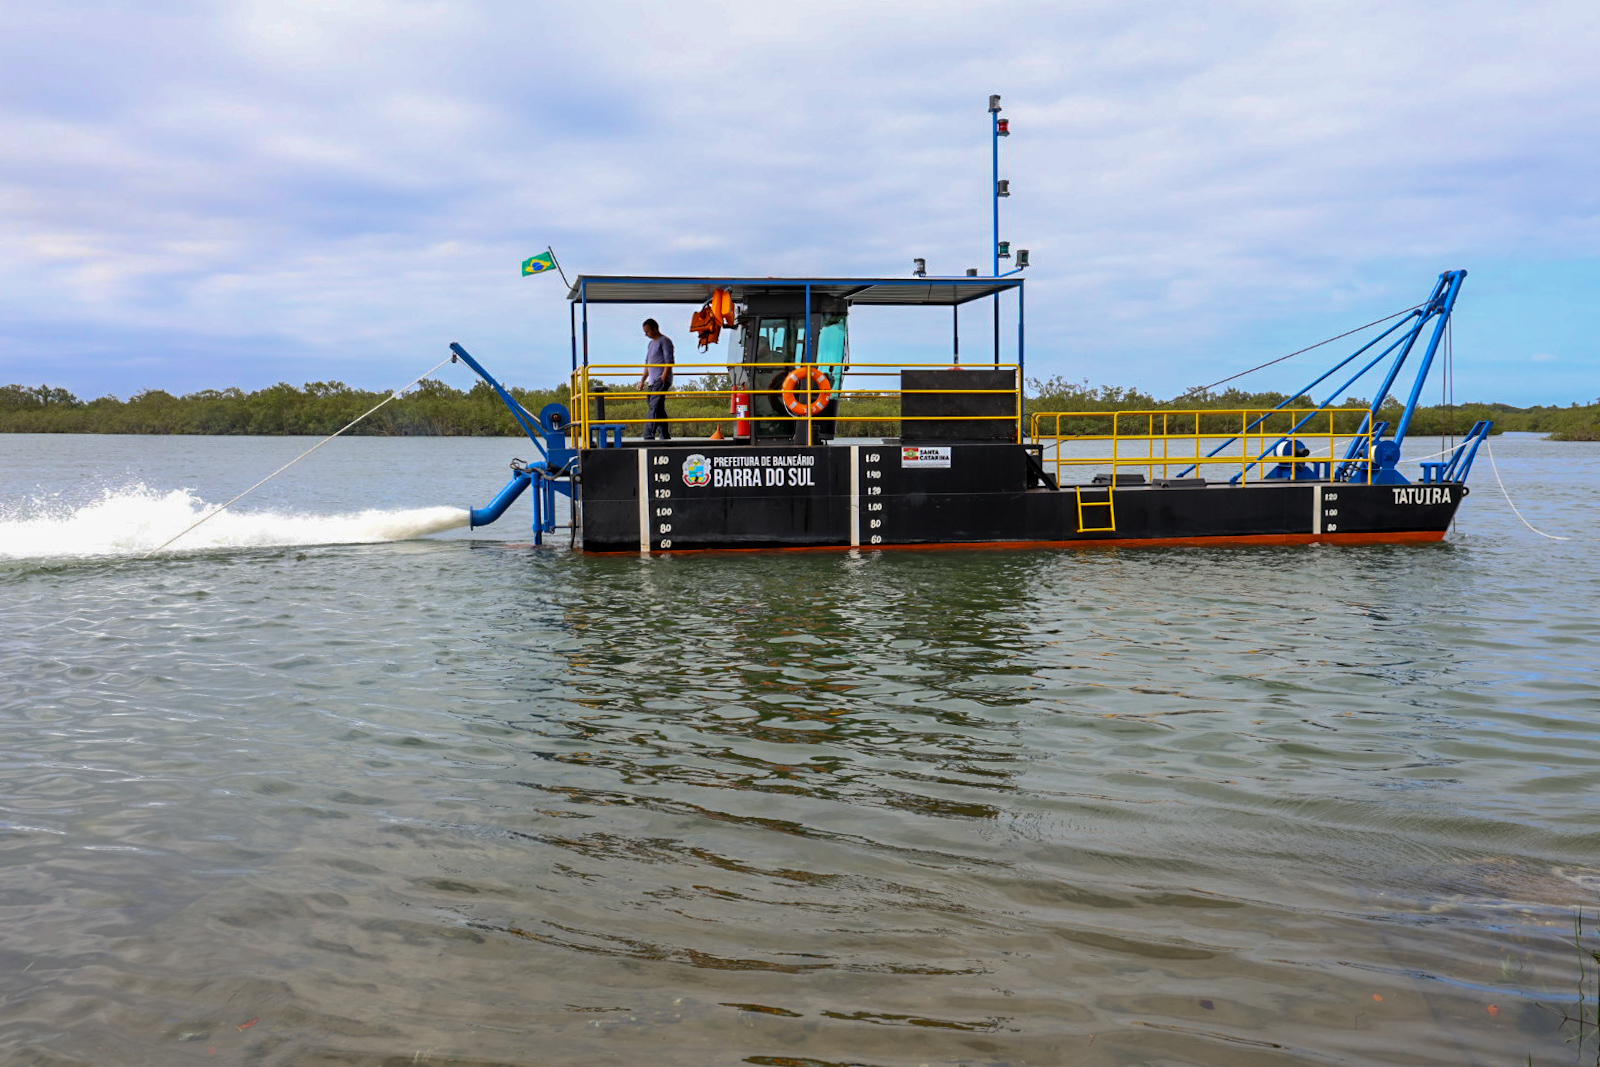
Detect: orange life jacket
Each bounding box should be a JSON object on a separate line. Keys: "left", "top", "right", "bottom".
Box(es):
{"left": 690, "top": 289, "right": 738, "bottom": 350}
{"left": 690, "top": 305, "right": 721, "bottom": 350}
{"left": 711, "top": 287, "right": 736, "bottom": 327}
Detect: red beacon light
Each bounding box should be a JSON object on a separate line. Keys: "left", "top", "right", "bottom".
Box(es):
{"left": 996, "top": 118, "right": 1011, "bottom": 136}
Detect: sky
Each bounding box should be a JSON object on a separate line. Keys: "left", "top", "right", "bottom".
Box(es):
{"left": 3, "top": 0, "right": 1598, "bottom": 406}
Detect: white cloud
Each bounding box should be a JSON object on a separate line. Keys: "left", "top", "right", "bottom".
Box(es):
{"left": 1, "top": 0, "right": 1597, "bottom": 402}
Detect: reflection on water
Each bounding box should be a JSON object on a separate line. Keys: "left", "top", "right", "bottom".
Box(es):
{"left": 1, "top": 434, "right": 1598, "bottom": 1066}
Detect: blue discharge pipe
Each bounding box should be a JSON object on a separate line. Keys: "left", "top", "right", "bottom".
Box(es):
{"left": 453, "top": 342, "right": 578, "bottom": 543}
{"left": 470, "top": 471, "right": 532, "bottom": 529}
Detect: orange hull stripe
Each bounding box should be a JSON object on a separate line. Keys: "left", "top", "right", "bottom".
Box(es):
{"left": 582, "top": 530, "right": 1447, "bottom": 556}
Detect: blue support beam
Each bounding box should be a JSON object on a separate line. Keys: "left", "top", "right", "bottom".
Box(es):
{"left": 1172, "top": 271, "right": 1469, "bottom": 485}
{"left": 1393, "top": 271, "right": 1467, "bottom": 446}
{"left": 454, "top": 345, "right": 579, "bottom": 538}
{"left": 449, "top": 342, "right": 546, "bottom": 452}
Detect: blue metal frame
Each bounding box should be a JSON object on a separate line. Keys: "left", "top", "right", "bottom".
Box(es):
{"left": 987, "top": 96, "right": 1027, "bottom": 373}
{"left": 1426, "top": 419, "right": 1492, "bottom": 483}
{"left": 452, "top": 342, "right": 578, "bottom": 544}
{"left": 449, "top": 342, "right": 545, "bottom": 448}
{"left": 1391, "top": 270, "right": 1466, "bottom": 444}
{"left": 992, "top": 103, "right": 1001, "bottom": 366}
{"left": 561, "top": 275, "right": 1026, "bottom": 370}
{"left": 1171, "top": 270, "right": 1482, "bottom": 486}
{"left": 991, "top": 108, "right": 1001, "bottom": 281}
{"left": 565, "top": 276, "right": 1022, "bottom": 300}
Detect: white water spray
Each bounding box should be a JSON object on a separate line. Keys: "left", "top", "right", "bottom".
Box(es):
{"left": 0, "top": 485, "right": 470, "bottom": 561}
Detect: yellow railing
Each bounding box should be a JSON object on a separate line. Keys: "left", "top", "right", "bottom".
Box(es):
{"left": 570, "top": 361, "right": 1022, "bottom": 444}
{"left": 1029, "top": 408, "right": 1376, "bottom": 484}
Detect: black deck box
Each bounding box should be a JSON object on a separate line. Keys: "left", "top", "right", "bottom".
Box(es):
{"left": 900, "top": 369, "right": 1017, "bottom": 442}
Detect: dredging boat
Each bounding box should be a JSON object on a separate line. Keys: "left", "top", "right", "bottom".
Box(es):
{"left": 450, "top": 267, "right": 1491, "bottom": 554}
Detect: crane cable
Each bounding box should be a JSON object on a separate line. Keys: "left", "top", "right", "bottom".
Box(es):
{"left": 141, "top": 355, "right": 456, "bottom": 558}
{"left": 1182, "top": 302, "right": 1426, "bottom": 397}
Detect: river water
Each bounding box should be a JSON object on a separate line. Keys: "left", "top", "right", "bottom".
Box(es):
{"left": 1, "top": 432, "right": 1596, "bottom": 1067}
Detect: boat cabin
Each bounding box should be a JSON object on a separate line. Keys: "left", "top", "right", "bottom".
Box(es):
{"left": 563, "top": 275, "right": 1027, "bottom": 447}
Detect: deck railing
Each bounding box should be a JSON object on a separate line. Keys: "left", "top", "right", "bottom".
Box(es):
{"left": 570, "top": 361, "right": 1023, "bottom": 444}
{"left": 1029, "top": 408, "right": 1377, "bottom": 484}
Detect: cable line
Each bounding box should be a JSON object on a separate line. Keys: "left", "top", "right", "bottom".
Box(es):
{"left": 142, "top": 355, "right": 456, "bottom": 558}
{"left": 1183, "top": 303, "right": 1426, "bottom": 397}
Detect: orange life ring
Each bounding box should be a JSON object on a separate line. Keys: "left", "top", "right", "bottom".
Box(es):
{"left": 781, "top": 365, "right": 832, "bottom": 417}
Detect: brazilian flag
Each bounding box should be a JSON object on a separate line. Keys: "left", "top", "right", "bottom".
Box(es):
{"left": 521, "top": 251, "right": 557, "bottom": 276}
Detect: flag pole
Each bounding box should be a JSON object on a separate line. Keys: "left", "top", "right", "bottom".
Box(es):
{"left": 547, "top": 246, "right": 571, "bottom": 289}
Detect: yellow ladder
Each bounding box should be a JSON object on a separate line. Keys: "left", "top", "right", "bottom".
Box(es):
{"left": 1075, "top": 485, "right": 1117, "bottom": 532}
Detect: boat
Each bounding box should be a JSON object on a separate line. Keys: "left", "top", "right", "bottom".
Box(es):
{"left": 448, "top": 267, "right": 1491, "bottom": 554}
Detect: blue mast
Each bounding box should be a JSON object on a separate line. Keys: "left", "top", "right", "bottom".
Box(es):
{"left": 990, "top": 94, "right": 1002, "bottom": 365}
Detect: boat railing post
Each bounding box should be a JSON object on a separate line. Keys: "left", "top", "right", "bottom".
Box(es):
{"left": 1162, "top": 411, "right": 1170, "bottom": 480}
{"left": 953, "top": 302, "right": 959, "bottom": 366}
{"left": 1111, "top": 411, "right": 1119, "bottom": 479}
{"left": 1016, "top": 280, "right": 1025, "bottom": 439}
{"left": 1193, "top": 411, "right": 1201, "bottom": 480}
{"left": 1242, "top": 410, "right": 1250, "bottom": 483}
{"left": 805, "top": 282, "right": 813, "bottom": 447}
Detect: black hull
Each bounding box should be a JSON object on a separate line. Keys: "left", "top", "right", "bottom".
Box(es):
{"left": 577, "top": 442, "right": 1463, "bottom": 554}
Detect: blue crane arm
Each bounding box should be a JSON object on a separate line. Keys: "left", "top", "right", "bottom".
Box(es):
{"left": 451, "top": 342, "right": 578, "bottom": 545}
{"left": 449, "top": 342, "right": 547, "bottom": 455}
{"left": 1391, "top": 271, "right": 1466, "bottom": 445}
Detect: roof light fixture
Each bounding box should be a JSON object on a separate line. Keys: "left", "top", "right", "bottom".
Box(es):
{"left": 996, "top": 179, "right": 1010, "bottom": 198}
{"left": 966, "top": 268, "right": 978, "bottom": 277}
{"left": 996, "top": 118, "right": 1010, "bottom": 137}
{"left": 988, "top": 94, "right": 1002, "bottom": 113}
{"left": 998, "top": 241, "right": 1011, "bottom": 259}
{"left": 1016, "top": 249, "right": 1030, "bottom": 269}
{"left": 912, "top": 258, "right": 927, "bottom": 277}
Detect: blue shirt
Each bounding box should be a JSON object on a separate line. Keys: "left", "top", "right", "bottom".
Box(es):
{"left": 645, "top": 335, "right": 675, "bottom": 386}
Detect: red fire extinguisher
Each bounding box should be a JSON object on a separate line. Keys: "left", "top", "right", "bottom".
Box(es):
{"left": 731, "top": 389, "right": 751, "bottom": 438}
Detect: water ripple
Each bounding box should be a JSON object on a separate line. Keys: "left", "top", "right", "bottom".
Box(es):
{"left": 2, "top": 434, "right": 1598, "bottom": 1064}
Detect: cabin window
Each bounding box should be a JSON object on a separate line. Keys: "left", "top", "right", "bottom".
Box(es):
{"left": 817, "top": 315, "right": 848, "bottom": 365}
{"left": 755, "top": 318, "right": 792, "bottom": 363}
{"left": 817, "top": 314, "right": 848, "bottom": 386}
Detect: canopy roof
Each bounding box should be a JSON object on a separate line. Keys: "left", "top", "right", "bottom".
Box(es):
{"left": 566, "top": 275, "right": 1023, "bottom": 307}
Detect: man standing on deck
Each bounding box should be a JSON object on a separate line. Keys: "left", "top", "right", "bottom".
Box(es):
{"left": 638, "top": 318, "right": 675, "bottom": 441}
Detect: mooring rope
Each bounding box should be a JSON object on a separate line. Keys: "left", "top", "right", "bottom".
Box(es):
{"left": 1253, "top": 442, "right": 1572, "bottom": 541}
{"left": 141, "top": 355, "right": 456, "bottom": 558}
{"left": 1484, "top": 439, "right": 1569, "bottom": 541}
{"left": 1182, "top": 302, "right": 1427, "bottom": 397}
{"left": 1400, "top": 444, "right": 1458, "bottom": 464}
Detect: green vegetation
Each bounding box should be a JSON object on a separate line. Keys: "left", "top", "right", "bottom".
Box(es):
{"left": 2, "top": 376, "right": 1596, "bottom": 439}
{"left": 1024, "top": 376, "right": 1600, "bottom": 440}
{"left": 0, "top": 380, "right": 568, "bottom": 436}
